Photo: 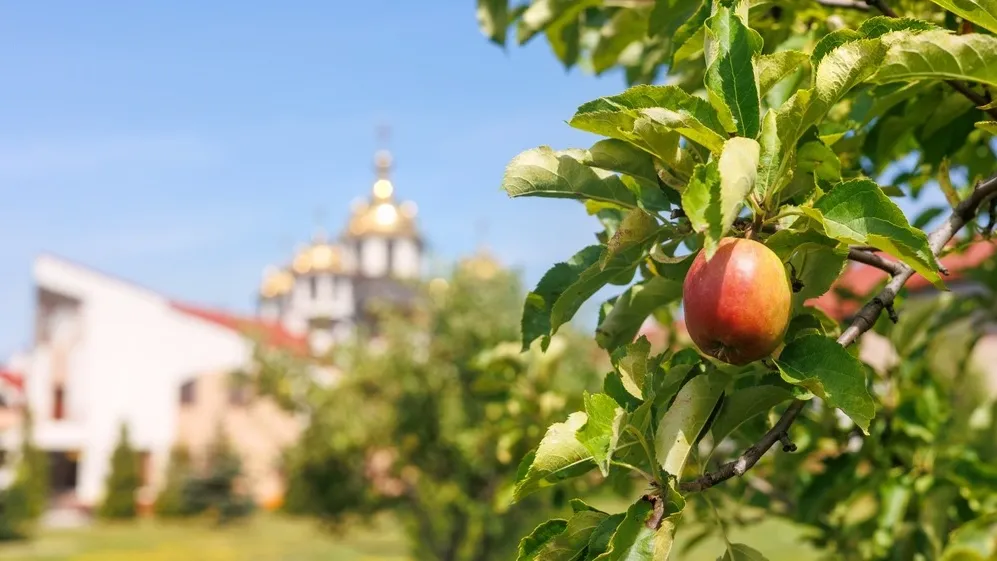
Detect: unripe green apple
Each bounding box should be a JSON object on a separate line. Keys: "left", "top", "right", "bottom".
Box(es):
{"left": 682, "top": 237, "right": 792, "bottom": 365}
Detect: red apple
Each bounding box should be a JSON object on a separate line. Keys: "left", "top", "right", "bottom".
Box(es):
{"left": 682, "top": 237, "right": 792, "bottom": 365}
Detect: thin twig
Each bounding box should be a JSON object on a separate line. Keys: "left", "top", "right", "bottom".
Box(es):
{"left": 818, "top": 0, "right": 870, "bottom": 10}
{"left": 681, "top": 172, "right": 997, "bottom": 494}
{"left": 859, "top": 0, "right": 997, "bottom": 120}
{"left": 848, "top": 248, "right": 904, "bottom": 275}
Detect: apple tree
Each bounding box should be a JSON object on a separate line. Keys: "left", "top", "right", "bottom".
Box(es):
{"left": 476, "top": 0, "right": 997, "bottom": 558}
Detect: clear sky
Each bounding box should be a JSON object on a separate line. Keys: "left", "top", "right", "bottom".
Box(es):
{"left": 0, "top": 2, "right": 947, "bottom": 358}
{"left": 0, "top": 1, "right": 636, "bottom": 356}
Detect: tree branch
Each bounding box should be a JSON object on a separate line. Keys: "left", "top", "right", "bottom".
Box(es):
{"left": 681, "top": 172, "right": 997, "bottom": 494}
{"left": 860, "top": 0, "right": 997, "bottom": 120}
{"left": 818, "top": 0, "right": 870, "bottom": 11}
{"left": 847, "top": 248, "right": 904, "bottom": 276}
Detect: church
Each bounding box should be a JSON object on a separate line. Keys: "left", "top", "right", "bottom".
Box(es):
{"left": 0, "top": 146, "right": 426, "bottom": 516}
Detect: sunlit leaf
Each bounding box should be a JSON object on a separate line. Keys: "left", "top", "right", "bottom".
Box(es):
{"left": 705, "top": 5, "right": 761, "bottom": 137}
{"left": 514, "top": 412, "right": 596, "bottom": 501}
{"left": 775, "top": 334, "right": 876, "bottom": 433}
{"left": 577, "top": 392, "right": 626, "bottom": 476}
{"left": 799, "top": 178, "right": 943, "bottom": 288}
{"left": 718, "top": 543, "right": 771, "bottom": 560}
{"left": 523, "top": 246, "right": 603, "bottom": 351}
{"left": 756, "top": 50, "right": 809, "bottom": 97}
{"left": 871, "top": 31, "right": 997, "bottom": 88}
{"left": 503, "top": 147, "right": 639, "bottom": 208}
{"left": 602, "top": 209, "right": 660, "bottom": 269}
{"left": 926, "top": 0, "right": 997, "bottom": 34}
{"left": 655, "top": 369, "right": 727, "bottom": 478}
{"left": 477, "top": 0, "right": 509, "bottom": 46}
{"left": 541, "top": 509, "right": 609, "bottom": 561}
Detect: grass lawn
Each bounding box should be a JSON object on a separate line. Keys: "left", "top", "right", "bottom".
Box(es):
{"left": 0, "top": 510, "right": 816, "bottom": 561}
{"left": 0, "top": 514, "right": 409, "bottom": 561}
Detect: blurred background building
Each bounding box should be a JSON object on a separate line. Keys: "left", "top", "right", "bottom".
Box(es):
{"left": 0, "top": 146, "right": 423, "bottom": 518}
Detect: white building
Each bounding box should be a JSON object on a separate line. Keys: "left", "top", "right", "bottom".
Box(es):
{"left": 1, "top": 146, "right": 424, "bottom": 512}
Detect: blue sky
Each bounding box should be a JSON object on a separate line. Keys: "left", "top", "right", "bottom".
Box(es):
{"left": 0, "top": 2, "right": 949, "bottom": 358}
{"left": 0, "top": 1, "right": 636, "bottom": 356}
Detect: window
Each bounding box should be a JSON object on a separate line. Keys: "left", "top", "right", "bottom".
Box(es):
{"left": 53, "top": 384, "right": 65, "bottom": 420}
{"left": 309, "top": 276, "right": 318, "bottom": 299}
{"left": 179, "top": 380, "right": 196, "bottom": 406}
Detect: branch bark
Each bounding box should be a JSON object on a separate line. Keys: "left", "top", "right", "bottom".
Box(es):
{"left": 818, "top": 0, "right": 871, "bottom": 10}
{"left": 847, "top": 248, "right": 904, "bottom": 276}
{"left": 680, "top": 172, "right": 997, "bottom": 494}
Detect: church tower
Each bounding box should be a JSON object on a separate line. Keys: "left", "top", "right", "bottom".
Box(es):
{"left": 343, "top": 147, "right": 422, "bottom": 280}
{"left": 255, "top": 129, "right": 423, "bottom": 353}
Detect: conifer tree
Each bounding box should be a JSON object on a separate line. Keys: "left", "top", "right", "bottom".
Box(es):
{"left": 98, "top": 423, "right": 140, "bottom": 519}
{"left": 0, "top": 406, "right": 50, "bottom": 540}
{"left": 153, "top": 445, "right": 192, "bottom": 518}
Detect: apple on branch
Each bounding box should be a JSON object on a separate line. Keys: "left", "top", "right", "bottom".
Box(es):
{"left": 683, "top": 238, "right": 792, "bottom": 365}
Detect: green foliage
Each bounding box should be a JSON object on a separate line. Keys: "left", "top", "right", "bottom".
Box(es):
{"left": 98, "top": 424, "right": 141, "bottom": 519}
{"left": 153, "top": 445, "right": 193, "bottom": 518}
{"left": 181, "top": 427, "right": 253, "bottom": 525}
{"left": 254, "top": 261, "right": 604, "bottom": 561}
{"left": 477, "top": 0, "right": 997, "bottom": 558}
{"left": 0, "top": 408, "right": 48, "bottom": 540}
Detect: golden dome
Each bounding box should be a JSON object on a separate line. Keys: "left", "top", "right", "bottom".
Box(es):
{"left": 291, "top": 240, "right": 349, "bottom": 275}
{"left": 458, "top": 247, "right": 502, "bottom": 280}
{"left": 345, "top": 149, "right": 420, "bottom": 239}
{"left": 260, "top": 266, "right": 294, "bottom": 298}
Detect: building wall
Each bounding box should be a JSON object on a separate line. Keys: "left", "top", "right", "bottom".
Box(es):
{"left": 25, "top": 255, "right": 251, "bottom": 506}
{"left": 174, "top": 370, "right": 302, "bottom": 507}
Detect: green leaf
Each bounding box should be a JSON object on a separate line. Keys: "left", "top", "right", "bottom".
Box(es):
{"left": 585, "top": 139, "right": 660, "bottom": 189}
{"left": 810, "top": 29, "right": 862, "bottom": 69}
{"left": 602, "top": 210, "right": 660, "bottom": 269}
{"left": 682, "top": 137, "right": 760, "bottom": 258}
{"left": 870, "top": 31, "right": 997, "bottom": 88}
{"left": 655, "top": 369, "right": 727, "bottom": 478}
{"left": 517, "top": 0, "right": 597, "bottom": 45}
{"left": 651, "top": 0, "right": 704, "bottom": 40}
{"left": 756, "top": 50, "right": 810, "bottom": 97}
{"left": 670, "top": 1, "right": 710, "bottom": 65}
{"left": 546, "top": 12, "right": 582, "bottom": 68}
{"left": 719, "top": 543, "right": 771, "bottom": 560}
{"left": 514, "top": 412, "right": 596, "bottom": 501}
{"left": 540, "top": 510, "right": 609, "bottom": 561}
{"left": 861, "top": 16, "right": 939, "bottom": 37}
{"left": 705, "top": 5, "right": 761, "bottom": 137}
{"left": 577, "top": 392, "right": 626, "bottom": 476}
{"left": 477, "top": 0, "right": 509, "bottom": 46}
{"left": 592, "top": 9, "right": 648, "bottom": 74}
{"left": 756, "top": 91, "right": 811, "bottom": 202}
{"left": 612, "top": 337, "right": 652, "bottom": 400}
{"left": 518, "top": 519, "right": 569, "bottom": 561}
{"left": 799, "top": 178, "right": 943, "bottom": 288}
{"left": 926, "top": 0, "right": 997, "bottom": 34}
{"left": 774, "top": 334, "right": 876, "bottom": 433}
{"left": 804, "top": 39, "right": 886, "bottom": 131}
{"left": 976, "top": 121, "right": 997, "bottom": 135}
{"left": 585, "top": 514, "right": 626, "bottom": 561}
{"left": 571, "top": 85, "right": 728, "bottom": 154}
{"left": 796, "top": 141, "right": 841, "bottom": 181}
{"left": 550, "top": 244, "right": 646, "bottom": 336}
{"left": 766, "top": 229, "right": 848, "bottom": 308}
{"left": 593, "top": 494, "right": 684, "bottom": 561}
{"left": 503, "top": 147, "right": 639, "bottom": 208}
{"left": 711, "top": 385, "right": 794, "bottom": 446}
{"left": 596, "top": 277, "right": 683, "bottom": 350}
{"left": 523, "top": 246, "right": 603, "bottom": 351}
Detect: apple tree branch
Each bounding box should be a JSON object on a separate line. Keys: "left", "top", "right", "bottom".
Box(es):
{"left": 680, "top": 171, "right": 997, "bottom": 494}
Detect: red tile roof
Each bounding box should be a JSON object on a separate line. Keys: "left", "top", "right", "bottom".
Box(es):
{"left": 0, "top": 369, "right": 24, "bottom": 391}
{"left": 169, "top": 302, "right": 309, "bottom": 354}
{"left": 812, "top": 240, "right": 997, "bottom": 320}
